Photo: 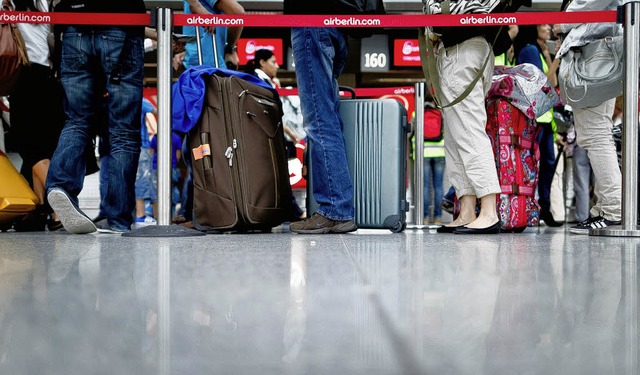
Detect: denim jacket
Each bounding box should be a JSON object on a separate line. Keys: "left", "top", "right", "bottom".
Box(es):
{"left": 557, "top": 0, "right": 622, "bottom": 58}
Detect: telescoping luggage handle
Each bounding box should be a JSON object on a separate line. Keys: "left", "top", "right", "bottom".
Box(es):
{"left": 194, "top": 25, "right": 220, "bottom": 68}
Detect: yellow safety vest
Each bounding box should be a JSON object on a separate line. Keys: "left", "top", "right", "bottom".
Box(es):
{"left": 424, "top": 139, "right": 445, "bottom": 158}
{"left": 494, "top": 52, "right": 514, "bottom": 66}
{"left": 537, "top": 53, "right": 554, "bottom": 124}
{"left": 411, "top": 137, "right": 445, "bottom": 159}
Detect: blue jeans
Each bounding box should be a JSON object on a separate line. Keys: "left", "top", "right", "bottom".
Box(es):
{"left": 135, "top": 148, "right": 156, "bottom": 203}
{"left": 46, "top": 27, "right": 144, "bottom": 231}
{"left": 99, "top": 156, "right": 109, "bottom": 218}
{"left": 536, "top": 122, "right": 555, "bottom": 213}
{"left": 291, "top": 28, "right": 353, "bottom": 220}
{"left": 424, "top": 157, "right": 445, "bottom": 219}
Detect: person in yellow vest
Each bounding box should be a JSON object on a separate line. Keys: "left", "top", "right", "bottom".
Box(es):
{"left": 514, "top": 24, "right": 562, "bottom": 226}
{"left": 413, "top": 109, "right": 446, "bottom": 225}
{"left": 494, "top": 25, "right": 519, "bottom": 66}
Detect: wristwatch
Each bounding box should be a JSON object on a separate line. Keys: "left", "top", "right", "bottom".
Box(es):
{"left": 224, "top": 44, "right": 237, "bottom": 54}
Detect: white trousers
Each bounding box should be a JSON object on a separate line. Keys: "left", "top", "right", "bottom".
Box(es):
{"left": 436, "top": 36, "right": 501, "bottom": 198}
{"left": 573, "top": 98, "right": 621, "bottom": 221}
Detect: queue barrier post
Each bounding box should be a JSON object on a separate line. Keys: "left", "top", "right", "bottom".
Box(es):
{"left": 592, "top": 1, "right": 640, "bottom": 236}
{"left": 124, "top": 7, "right": 204, "bottom": 237}
{"left": 407, "top": 82, "right": 426, "bottom": 228}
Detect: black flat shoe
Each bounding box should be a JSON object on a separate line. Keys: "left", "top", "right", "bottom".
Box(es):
{"left": 436, "top": 224, "right": 465, "bottom": 233}
{"left": 454, "top": 221, "right": 500, "bottom": 234}
{"left": 540, "top": 210, "right": 563, "bottom": 227}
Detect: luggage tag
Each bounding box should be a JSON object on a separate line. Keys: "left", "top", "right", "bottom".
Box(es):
{"left": 192, "top": 144, "right": 211, "bottom": 160}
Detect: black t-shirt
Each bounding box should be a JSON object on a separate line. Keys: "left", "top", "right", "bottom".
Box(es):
{"left": 55, "top": 0, "right": 146, "bottom": 13}
{"left": 283, "top": 0, "right": 336, "bottom": 15}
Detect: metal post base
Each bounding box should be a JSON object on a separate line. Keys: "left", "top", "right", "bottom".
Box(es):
{"left": 123, "top": 225, "right": 206, "bottom": 237}
{"left": 590, "top": 225, "right": 640, "bottom": 237}
{"left": 406, "top": 224, "right": 427, "bottom": 230}
{"left": 406, "top": 224, "right": 444, "bottom": 230}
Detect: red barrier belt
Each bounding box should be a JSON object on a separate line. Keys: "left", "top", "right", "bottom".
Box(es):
{"left": 174, "top": 11, "right": 617, "bottom": 28}
{"left": 0, "top": 11, "right": 150, "bottom": 26}
{"left": 278, "top": 87, "right": 416, "bottom": 97}
{"left": 0, "top": 11, "right": 617, "bottom": 27}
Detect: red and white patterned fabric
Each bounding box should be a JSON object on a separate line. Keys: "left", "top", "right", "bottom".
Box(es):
{"left": 486, "top": 98, "right": 540, "bottom": 232}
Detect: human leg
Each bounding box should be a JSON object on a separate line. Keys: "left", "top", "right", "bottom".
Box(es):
{"left": 437, "top": 37, "right": 500, "bottom": 228}
{"left": 423, "top": 158, "right": 434, "bottom": 221}
{"left": 537, "top": 122, "right": 555, "bottom": 213}
{"left": 572, "top": 99, "right": 620, "bottom": 222}
{"left": 289, "top": 27, "right": 356, "bottom": 234}
{"left": 46, "top": 28, "right": 102, "bottom": 234}
{"left": 291, "top": 27, "right": 352, "bottom": 221}
{"left": 100, "top": 29, "right": 144, "bottom": 231}
{"left": 432, "top": 157, "right": 445, "bottom": 221}
{"left": 134, "top": 147, "right": 155, "bottom": 225}
{"left": 572, "top": 145, "right": 592, "bottom": 223}
{"left": 537, "top": 122, "right": 562, "bottom": 226}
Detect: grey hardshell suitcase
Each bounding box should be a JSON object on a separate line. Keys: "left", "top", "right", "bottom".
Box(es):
{"left": 307, "top": 94, "right": 410, "bottom": 232}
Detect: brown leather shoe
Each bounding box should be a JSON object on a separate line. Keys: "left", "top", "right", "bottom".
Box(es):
{"left": 290, "top": 212, "right": 357, "bottom": 234}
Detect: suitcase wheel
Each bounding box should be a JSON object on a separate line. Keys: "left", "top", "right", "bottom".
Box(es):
{"left": 389, "top": 221, "right": 406, "bottom": 233}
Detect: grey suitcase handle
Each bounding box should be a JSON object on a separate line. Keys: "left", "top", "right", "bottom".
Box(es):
{"left": 338, "top": 86, "right": 357, "bottom": 99}
{"left": 195, "top": 26, "right": 220, "bottom": 68}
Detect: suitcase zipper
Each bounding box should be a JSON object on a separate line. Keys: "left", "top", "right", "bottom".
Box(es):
{"left": 222, "top": 78, "right": 245, "bottom": 225}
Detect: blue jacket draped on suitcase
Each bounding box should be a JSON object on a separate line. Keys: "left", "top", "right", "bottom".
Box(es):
{"left": 172, "top": 66, "right": 276, "bottom": 134}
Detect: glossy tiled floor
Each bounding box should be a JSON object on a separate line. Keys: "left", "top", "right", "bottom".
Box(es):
{"left": 0, "top": 225, "right": 638, "bottom": 375}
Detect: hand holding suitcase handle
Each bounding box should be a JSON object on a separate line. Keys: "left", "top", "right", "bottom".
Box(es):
{"left": 194, "top": 26, "right": 219, "bottom": 68}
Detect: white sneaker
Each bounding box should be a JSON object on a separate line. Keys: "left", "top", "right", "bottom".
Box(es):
{"left": 134, "top": 216, "right": 157, "bottom": 229}
{"left": 569, "top": 216, "right": 621, "bottom": 234}
{"left": 47, "top": 189, "right": 97, "bottom": 234}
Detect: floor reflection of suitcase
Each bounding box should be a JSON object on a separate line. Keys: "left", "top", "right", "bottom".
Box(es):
{"left": 307, "top": 95, "right": 410, "bottom": 233}
{"left": 0, "top": 150, "right": 38, "bottom": 230}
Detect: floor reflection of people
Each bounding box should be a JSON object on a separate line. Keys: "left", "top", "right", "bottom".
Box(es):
{"left": 41, "top": 237, "right": 149, "bottom": 374}
{"left": 484, "top": 239, "right": 556, "bottom": 374}
{"left": 170, "top": 243, "right": 289, "bottom": 373}
{"left": 0, "top": 241, "right": 48, "bottom": 374}
{"left": 282, "top": 237, "right": 308, "bottom": 364}
{"left": 133, "top": 242, "right": 160, "bottom": 369}
{"left": 423, "top": 241, "right": 500, "bottom": 374}
{"left": 558, "top": 240, "right": 622, "bottom": 374}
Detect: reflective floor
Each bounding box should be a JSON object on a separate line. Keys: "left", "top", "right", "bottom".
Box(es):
{"left": 0, "top": 226, "right": 638, "bottom": 375}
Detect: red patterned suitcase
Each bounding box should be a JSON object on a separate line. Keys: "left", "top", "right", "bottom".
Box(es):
{"left": 485, "top": 98, "right": 540, "bottom": 232}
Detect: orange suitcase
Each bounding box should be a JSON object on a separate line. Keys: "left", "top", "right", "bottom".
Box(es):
{"left": 0, "top": 150, "right": 38, "bottom": 227}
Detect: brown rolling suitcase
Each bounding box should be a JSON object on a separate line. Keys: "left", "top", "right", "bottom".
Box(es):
{"left": 188, "top": 74, "right": 292, "bottom": 232}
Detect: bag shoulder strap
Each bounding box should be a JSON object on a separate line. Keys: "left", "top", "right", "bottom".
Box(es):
{"left": 418, "top": 26, "right": 502, "bottom": 110}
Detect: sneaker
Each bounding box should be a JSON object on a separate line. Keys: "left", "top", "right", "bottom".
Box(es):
{"left": 134, "top": 216, "right": 157, "bottom": 229}
{"left": 569, "top": 216, "right": 621, "bottom": 234}
{"left": 92, "top": 214, "right": 106, "bottom": 224}
{"left": 47, "top": 189, "right": 97, "bottom": 234}
{"left": 95, "top": 219, "right": 129, "bottom": 234}
{"left": 290, "top": 212, "right": 357, "bottom": 234}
